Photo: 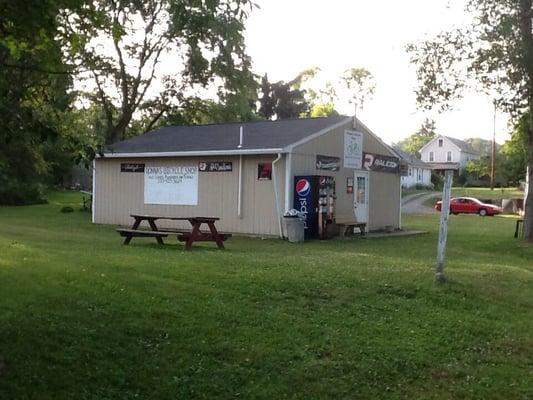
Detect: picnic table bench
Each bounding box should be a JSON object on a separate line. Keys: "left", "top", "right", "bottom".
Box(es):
{"left": 336, "top": 219, "right": 367, "bottom": 238}
{"left": 117, "top": 214, "right": 230, "bottom": 250}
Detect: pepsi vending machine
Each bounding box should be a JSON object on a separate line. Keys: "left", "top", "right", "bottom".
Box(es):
{"left": 294, "top": 175, "right": 336, "bottom": 239}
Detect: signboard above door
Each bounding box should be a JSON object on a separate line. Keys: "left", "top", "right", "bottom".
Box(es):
{"left": 362, "top": 152, "right": 400, "bottom": 173}
{"left": 344, "top": 130, "right": 363, "bottom": 169}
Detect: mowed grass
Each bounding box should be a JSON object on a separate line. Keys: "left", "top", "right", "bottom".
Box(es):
{"left": 0, "top": 191, "right": 532, "bottom": 399}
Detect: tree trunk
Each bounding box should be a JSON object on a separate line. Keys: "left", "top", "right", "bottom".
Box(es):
{"left": 524, "top": 105, "right": 533, "bottom": 242}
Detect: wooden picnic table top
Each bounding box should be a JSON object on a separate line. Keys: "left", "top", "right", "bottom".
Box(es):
{"left": 130, "top": 214, "right": 220, "bottom": 222}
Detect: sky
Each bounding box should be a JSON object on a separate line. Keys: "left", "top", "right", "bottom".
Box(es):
{"left": 244, "top": 0, "right": 510, "bottom": 145}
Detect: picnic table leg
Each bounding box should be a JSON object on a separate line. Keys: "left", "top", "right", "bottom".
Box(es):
{"left": 207, "top": 221, "right": 225, "bottom": 250}
{"left": 185, "top": 222, "right": 201, "bottom": 250}
{"left": 124, "top": 217, "right": 141, "bottom": 245}
{"left": 147, "top": 218, "right": 164, "bottom": 245}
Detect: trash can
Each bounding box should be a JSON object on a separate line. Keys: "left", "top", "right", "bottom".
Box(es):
{"left": 283, "top": 215, "right": 305, "bottom": 242}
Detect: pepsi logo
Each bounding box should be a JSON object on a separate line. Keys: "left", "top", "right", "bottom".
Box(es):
{"left": 296, "top": 179, "right": 310, "bottom": 196}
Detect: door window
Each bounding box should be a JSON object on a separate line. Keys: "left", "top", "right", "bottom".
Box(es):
{"left": 356, "top": 177, "right": 366, "bottom": 204}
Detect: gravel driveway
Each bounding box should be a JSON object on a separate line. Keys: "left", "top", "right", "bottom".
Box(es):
{"left": 402, "top": 192, "right": 439, "bottom": 214}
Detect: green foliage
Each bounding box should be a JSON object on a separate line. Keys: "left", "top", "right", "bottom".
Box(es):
{"left": 59, "top": 0, "right": 256, "bottom": 144}
{"left": 500, "top": 113, "right": 529, "bottom": 183}
{"left": 341, "top": 67, "right": 375, "bottom": 109}
{"left": 394, "top": 118, "right": 436, "bottom": 157}
{"left": 431, "top": 172, "right": 444, "bottom": 190}
{"left": 258, "top": 73, "right": 311, "bottom": 120}
{"left": 310, "top": 102, "right": 338, "bottom": 117}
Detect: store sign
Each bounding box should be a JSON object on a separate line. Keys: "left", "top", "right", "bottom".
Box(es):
{"left": 144, "top": 166, "right": 198, "bottom": 205}
{"left": 121, "top": 163, "right": 145, "bottom": 173}
{"left": 316, "top": 155, "right": 340, "bottom": 171}
{"left": 344, "top": 130, "right": 363, "bottom": 169}
{"left": 363, "top": 152, "right": 400, "bottom": 173}
{"left": 198, "top": 161, "right": 232, "bottom": 172}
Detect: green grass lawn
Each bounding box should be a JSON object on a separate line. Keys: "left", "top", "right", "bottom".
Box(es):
{"left": 1, "top": 191, "right": 532, "bottom": 399}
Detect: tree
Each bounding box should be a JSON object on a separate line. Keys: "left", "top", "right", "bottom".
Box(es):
{"left": 58, "top": 0, "right": 256, "bottom": 144}
{"left": 0, "top": 0, "right": 82, "bottom": 204}
{"left": 341, "top": 67, "right": 375, "bottom": 115}
{"left": 407, "top": 0, "right": 533, "bottom": 241}
{"left": 257, "top": 70, "right": 314, "bottom": 120}
{"left": 394, "top": 118, "right": 437, "bottom": 157}
{"left": 500, "top": 113, "right": 529, "bottom": 183}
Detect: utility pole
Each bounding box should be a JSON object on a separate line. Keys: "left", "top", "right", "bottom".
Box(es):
{"left": 436, "top": 170, "right": 453, "bottom": 283}
{"left": 491, "top": 101, "right": 496, "bottom": 190}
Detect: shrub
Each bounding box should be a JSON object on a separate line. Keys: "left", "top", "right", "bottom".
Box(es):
{"left": 0, "top": 181, "right": 48, "bottom": 205}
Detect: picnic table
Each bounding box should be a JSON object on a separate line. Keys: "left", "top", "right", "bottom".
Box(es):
{"left": 117, "top": 214, "right": 230, "bottom": 250}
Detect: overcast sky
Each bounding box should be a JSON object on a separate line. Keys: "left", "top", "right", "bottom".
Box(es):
{"left": 245, "top": 0, "right": 510, "bottom": 145}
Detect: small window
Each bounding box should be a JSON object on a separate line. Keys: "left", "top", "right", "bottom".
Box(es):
{"left": 447, "top": 151, "right": 452, "bottom": 162}
{"left": 257, "top": 163, "right": 272, "bottom": 180}
{"left": 408, "top": 168, "right": 412, "bottom": 176}
{"left": 438, "top": 139, "right": 443, "bottom": 147}
{"left": 429, "top": 152, "right": 434, "bottom": 162}
{"left": 418, "top": 169, "right": 422, "bottom": 181}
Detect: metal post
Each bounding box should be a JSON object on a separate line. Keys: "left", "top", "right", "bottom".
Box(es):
{"left": 436, "top": 170, "right": 453, "bottom": 283}
{"left": 491, "top": 101, "right": 496, "bottom": 190}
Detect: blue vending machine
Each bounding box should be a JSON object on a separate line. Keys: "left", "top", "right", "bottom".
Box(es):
{"left": 294, "top": 175, "right": 335, "bottom": 240}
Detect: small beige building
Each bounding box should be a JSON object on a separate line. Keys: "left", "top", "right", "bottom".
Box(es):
{"left": 93, "top": 116, "right": 401, "bottom": 237}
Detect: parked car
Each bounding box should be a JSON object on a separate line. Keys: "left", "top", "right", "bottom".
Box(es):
{"left": 435, "top": 197, "right": 502, "bottom": 216}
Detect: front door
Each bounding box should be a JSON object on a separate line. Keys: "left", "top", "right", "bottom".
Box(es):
{"left": 354, "top": 171, "right": 369, "bottom": 223}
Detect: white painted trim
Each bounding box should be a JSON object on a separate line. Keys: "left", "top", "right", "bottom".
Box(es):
{"left": 284, "top": 152, "right": 293, "bottom": 213}
{"left": 98, "top": 148, "right": 285, "bottom": 158}
{"left": 353, "top": 170, "right": 370, "bottom": 225}
{"left": 284, "top": 117, "right": 353, "bottom": 151}
{"left": 91, "top": 159, "right": 96, "bottom": 224}
{"left": 271, "top": 153, "right": 284, "bottom": 238}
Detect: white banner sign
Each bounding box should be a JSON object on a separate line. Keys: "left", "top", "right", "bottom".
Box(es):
{"left": 144, "top": 166, "right": 198, "bottom": 205}
{"left": 344, "top": 130, "right": 363, "bottom": 169}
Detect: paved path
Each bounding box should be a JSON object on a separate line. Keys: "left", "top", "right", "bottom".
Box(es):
{"left": 402, "top": 192, "right": 439, "bottom": 214}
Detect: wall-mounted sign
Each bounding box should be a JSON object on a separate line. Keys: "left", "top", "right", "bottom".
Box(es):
{"left": 258, "top": 163, "right": 272, "bottom": 180}
{"left": 144, "top": 166, "right": 198, "bottom": 205}
{"left": 363, "top": 152, "right": 400, "bottom": 173}
{"left": 198, "top": 161, "right": 232, "bottom": 172}
{"left": 316, "top": 155, "right": 340, "bottom": 171}
{"left": 121, "top": 163, "right": 145, "bottom": 173}
{"left": 344, "top": 130, "right": 363, "bottom": 169}
{"left": 346, "top": 177, "right": 354, "bottom": 194}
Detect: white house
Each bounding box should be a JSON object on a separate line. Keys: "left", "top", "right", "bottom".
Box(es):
{"left": 420, "top": 135, "right": 479, "bottom": 174}
{"left": 394, "top": 148, "right": 433, "bottom": 188}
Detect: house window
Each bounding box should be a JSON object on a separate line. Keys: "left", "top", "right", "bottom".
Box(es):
{"left": 418, "top": 169, "right": 422, "bottom": 181}
{"left": 438, "top": 139, "right": 443, "bottom": 147}
{"left": 447, "top": 151, "right": 452, "bottom": 162}
{"left": 408, "top": 167, "right": 412, "bottom": 176}
{"left": 429, "top": 152, "right": 434, "bottom": 162}
{"left": 257, "top": 163, "right": 272, "bottom": 180}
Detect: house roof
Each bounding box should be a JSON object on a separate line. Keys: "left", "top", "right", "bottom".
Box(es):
{"left": 445, "top": 136, "right": 477, "bottom": 154}
{"left": 393, "top": 148, "right": 431, "bottom": 169}
{"left": 420, "top": 135, "right": 478, "bottom": 154}
{"left": 104, "top": 115, "right": 351, "bottom": 156}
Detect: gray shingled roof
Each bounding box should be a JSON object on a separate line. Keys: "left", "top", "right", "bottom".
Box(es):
{"left": 393, "top": 148, "right": 431, "bottom": 168}
{"left": 444, "top": 136, "right": 477, "bottom": 154}
{"left": 106, "top": 115, "right": 350, "bottom": 154}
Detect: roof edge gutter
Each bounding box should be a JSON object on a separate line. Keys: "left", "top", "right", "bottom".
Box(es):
{"left": 97, "top": 148, "right": 285, "bottom": 158}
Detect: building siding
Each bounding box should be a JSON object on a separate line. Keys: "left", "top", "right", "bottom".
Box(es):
{"left": 290, "top": 121, "right": 400, "bottom": 231}
{"left": 94, "top": 155, "right": 285, "bottom": 236}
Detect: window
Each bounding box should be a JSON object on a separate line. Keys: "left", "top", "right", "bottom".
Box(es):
{"left": 438, "top": 139, "right": 443, "bottom": 147}
{"left": 429, "top": 152, "right": 434, "bottom": 162}
{"left": 257, "top": 163, "right": 272, "bottom": 180}
{"left": 417, "top": 169, "right": 422, "bottom": 181}
{"left": 408, "top": 167, "right": 412, "bottom": 176}
{"left": 447, "top": 151, "right": 452, "bottom": 162}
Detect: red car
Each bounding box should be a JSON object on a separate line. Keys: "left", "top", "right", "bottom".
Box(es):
{"left": 435, "top": 197, "right": 502, "bottom": 216}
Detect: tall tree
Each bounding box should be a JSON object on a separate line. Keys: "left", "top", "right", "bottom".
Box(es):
{"left": 407, "top": 0, "right": 533, "bottom": 241}
{"left": 341, "top": 67, "right": 375, "bottom": 115}
{"left": 0, "top": 0, "right": 81, "bottom": 204}
{"left": 58, "top": 0, "right": 255, "bottom": 145}
{"left": 394, "top": 118, "right": 437, "bottom": 157}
